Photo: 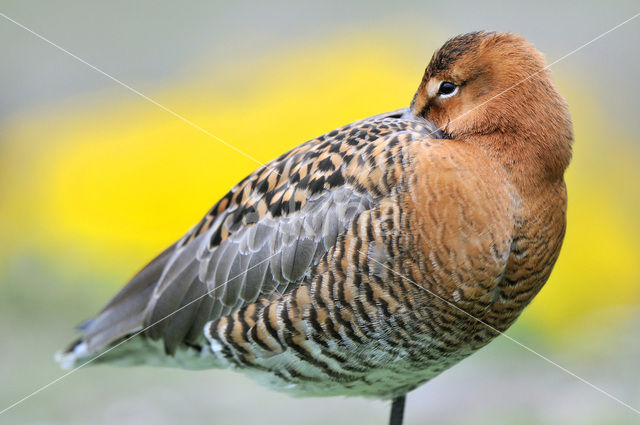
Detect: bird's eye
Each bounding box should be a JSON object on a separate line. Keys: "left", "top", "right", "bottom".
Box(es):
{"left": 437, "top": 82, "right": 458, "bottom": 98}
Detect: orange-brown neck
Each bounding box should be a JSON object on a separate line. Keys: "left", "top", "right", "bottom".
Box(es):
{"left": 467, "top": 96, "right": 572, "bottom": 197}
{"left": 426, "top": 75, "right": 573, "bottom": 197}
{"left": 468, "top": 132, "right": 571, "bottom": 198}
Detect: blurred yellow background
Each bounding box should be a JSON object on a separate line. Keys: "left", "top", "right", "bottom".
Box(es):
{"left": 1, "top": 2, "right": 639, "bottom": 424}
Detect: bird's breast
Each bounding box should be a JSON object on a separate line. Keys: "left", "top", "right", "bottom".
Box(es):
{"left": 479, "top": 181, "right": 568, "bottom": 336}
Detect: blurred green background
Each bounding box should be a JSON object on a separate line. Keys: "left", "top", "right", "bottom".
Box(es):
{"left": 1, "top": 1, "right": 639, "bottom": 424}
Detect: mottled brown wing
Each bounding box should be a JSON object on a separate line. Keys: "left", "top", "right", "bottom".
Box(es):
{"left": 73, "top": 108, "right": 444, "bottom": 356}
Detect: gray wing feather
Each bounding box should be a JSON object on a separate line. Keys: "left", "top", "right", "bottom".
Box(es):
{"left": 162, "top": 276, "right": 206, "bottom": 353}
{"left": 77, "top": 183, "right": 374, "bottom": 357}
{"left": 283, "top": 235, "right": 316, "bottom": 282}
{"left": 223, "top": 249, "right": 251, "bottom": 306}
{"left": 145, "top": 260, "right": 199, "bottom": 340}
{"left": 240, "top": 245, "right": 270, "bottom": 303}
{"left": 185, "top": 287, "right": 215, "bottom": 344}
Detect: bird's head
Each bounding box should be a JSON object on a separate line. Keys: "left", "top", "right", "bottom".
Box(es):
{"left": 411, "top": 31, "right": 573, "bottom": 181}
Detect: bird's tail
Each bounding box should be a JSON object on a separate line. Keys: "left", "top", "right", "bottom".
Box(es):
{"left": 55, "top": 244, "right": 176, "bottom": 369}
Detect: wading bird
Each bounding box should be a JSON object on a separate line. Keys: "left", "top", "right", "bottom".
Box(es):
{"left": 58, "top": 31, "right": 572, "bottom": 425}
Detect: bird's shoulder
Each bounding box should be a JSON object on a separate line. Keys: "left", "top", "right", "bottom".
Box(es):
{"left": 182, "top": 109, "right": 443, "bottom": 251}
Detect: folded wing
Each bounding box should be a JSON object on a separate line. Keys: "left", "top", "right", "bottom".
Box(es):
{"left": 61, "top": 109, "right": 444, "bottom": 364}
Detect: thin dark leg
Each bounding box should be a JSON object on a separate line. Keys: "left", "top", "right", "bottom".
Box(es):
{"left": 389, "top": 395, "right": 406, "bottom": 425}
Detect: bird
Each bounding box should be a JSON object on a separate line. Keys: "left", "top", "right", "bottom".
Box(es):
{"left": 57, "top": 31, "right": 573, "bottom": 425}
